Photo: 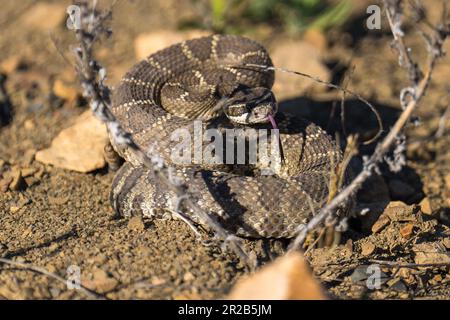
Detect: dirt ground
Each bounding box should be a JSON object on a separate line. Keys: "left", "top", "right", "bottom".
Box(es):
{"left": 0, "top": 0, "right": 449, "bottom": 299}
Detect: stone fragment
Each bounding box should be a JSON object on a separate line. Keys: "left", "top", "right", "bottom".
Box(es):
{"left": 228, "top": 253, "right": 327, "bottom": 300}
{"left": 36, "top": 111, "right": 108, "bottom": 172}
{"left": 361, "top": 242, "right": 376, "bottom": 256}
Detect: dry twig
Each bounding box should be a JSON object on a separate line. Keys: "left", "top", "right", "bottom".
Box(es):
{"left": 69, "top": 0, "right": 254, "bottom": 269}
{"left": 289, "top": 0, "right": 449, "bottom": 250}
{"left": 0, "top": 257, "right": 105, "bottom": 299}
{"left": 368, "top": 259, "right": 450, "bottom": 269}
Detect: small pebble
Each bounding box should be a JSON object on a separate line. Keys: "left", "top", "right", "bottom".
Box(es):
{"left": 9, "top": 206, "right": 21, "bottom": 214}
{"left": 399, "top": 223, "right": 414, "bottom": 239}
{"left": 361, "top": 242, "right": 376, "bottom": 256}
{"left": 22, "top": 149, "right": 36, "bottom": 166}
{"left": 387, "top": 278, "right": 407, "bottom": 292}
{"left": 371, "top": 215, "right": 390, "bottom": 233}
{"left": 0, "top": 176, "right": 13, "bottom": 192}
{"left": 183, "top": 272, "right": 195, "bottom": 282}
{"left": 419, "top": 198, "right": 433, "bottom": 215}
{"left": 21, "top": 167, "right": 37, "bottom": 177}
{"left": 24, "top": 119, "right": 35, "bottom": 131}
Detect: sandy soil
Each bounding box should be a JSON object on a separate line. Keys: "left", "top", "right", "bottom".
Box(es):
{"left": 0, "top": 0, "right": 449, "bottom": 299}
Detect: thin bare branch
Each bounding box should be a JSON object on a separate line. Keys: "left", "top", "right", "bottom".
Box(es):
{"left": 69, "top": 0, "right": 254, "bottom": 269}
{"left": 0, "top": 257, "right": 105, "bottom": 299}
{"left": 368, "top": 259, "right": 450, "bottom": 268}
{"left": 239, "top": 63, "right": 384, "bottom": 145}
{"left": 289, "top": 0, "right": 448, "bottom": 251}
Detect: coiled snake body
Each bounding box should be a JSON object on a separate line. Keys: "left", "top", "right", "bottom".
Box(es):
{"left": 110, "top": 35, "right": 352, "bottom": 238}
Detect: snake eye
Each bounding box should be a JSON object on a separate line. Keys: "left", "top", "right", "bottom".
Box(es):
{"left": 223, "top": 104, "right": 251, "bottom": 124}
{"left": 227, "top": 105, "right": 248, "bottom": 117}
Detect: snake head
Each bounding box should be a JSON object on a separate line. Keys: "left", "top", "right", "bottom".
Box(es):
{"left": 222, "top": 86, "right": 278, "bottom": 125}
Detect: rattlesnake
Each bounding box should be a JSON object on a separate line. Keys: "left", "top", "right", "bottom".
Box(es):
{"left": 109, "top": 34, "right": 352, "bottom": 238}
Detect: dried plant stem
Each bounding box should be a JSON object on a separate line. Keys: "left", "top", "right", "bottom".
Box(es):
{"left": 70, "top": 1, "right": 253, "bottom": 269}
{"left": 0, "top": 257, "right": 105, "bottom": 299}
{"left": 289, "top": 0, "right": 448, "bottom": 250}
{"left": 368, "top": 259, "right": 450, "bottom": 268}
{"left": 290, "top": 47, "right": 438, "bottom": 252}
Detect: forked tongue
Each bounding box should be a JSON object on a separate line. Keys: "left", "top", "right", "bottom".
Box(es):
{"left": 268, "top": 114, "right": 285, "bottom": 163}
{"left": 267, "top": 114, "right": 278, "bottom": 129}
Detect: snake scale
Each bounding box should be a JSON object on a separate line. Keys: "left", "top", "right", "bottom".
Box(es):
{"left": 109, "top": 34, "right": 353, "bottom": 238}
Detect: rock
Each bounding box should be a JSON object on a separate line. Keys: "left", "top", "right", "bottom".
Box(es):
{"left": 24, "top": 119, "right": 35, "bottom": 131}
{"left": 0, "top": 286, "right": 25, "bottom": 300}
{"left": 355, "top": 202, "right": 387, "bottom": 233}
{"left": 386, "top": 278, "right": 407, "bottom": 292}
{"left": 35, "top": 111, "right": 108, "bottom": 173}
{"left": 271, "top": 40, "right": 330, "bottom": 101}
{"left": 21, "top": 3, "right": 66, "bottom": 31}
{"left": 10, "top": 169, "right": 27, "bottom": 191}
{"left": 83, "top": 269, "right": 119, "bottom": 294}
{"left": 419, "top": 197, "right": 433, "bottom": 215}
{"left": 127, "top": 216, "right": 145, "bottom": 231}
{"left": 0, "top": 56, "right": 24, "bottom": 74}
{"left": 227, "top": 253, "right": 327, "bottom": 300}
{"left": 384, "top": 201, "right": 416, "bottom": 221}
{"left": 53, "top": 79, "right": 79, "bottom": 102}
{"left": 430, "top": 274, "right": 443, "bottom": 284}
{"left": 9, "top": 206, "right": 21, "bottom": 214}
{"left": 49, "top": 288, "right": 61, "bottom": 298}
{"left": 303, "top": 28, "right": 327, "bottom": 52}
{"left": 361, "top": 242, "right": 376, "bottom": 256}
{"left": 0, "top": 176, "right": 13, "bottom": 192}
{"left": 21, "top": 149, "right": 36, "bottom": 166}
{"left": 183, "top": 272, "right": 195, "bottom": 282}
{"left": 413, "top": 243, "right": 450, "bottom": 265}
{"left": 21, "top": 167, "right": 37, "bottom": 177}
{"left": 442, "top": 237, "right": 450, "bottom": 249}
{"left": 371, "top": 214, "right": 390, "bottom": 234}
{"left": 134, "top": 30, "right": 211, "bottom": 60}
{"left": 399, "top": 223, "right": 414, "bottom": 239}
{"left": 22, "top": 227, "right": 33, "bottom": 238}
{"left": 388, "top": 179, "right": 415, "bottom": 200}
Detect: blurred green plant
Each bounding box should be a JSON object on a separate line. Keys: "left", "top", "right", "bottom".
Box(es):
{"left": 182, "top": 0, "right": 352, "bottom": 34}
